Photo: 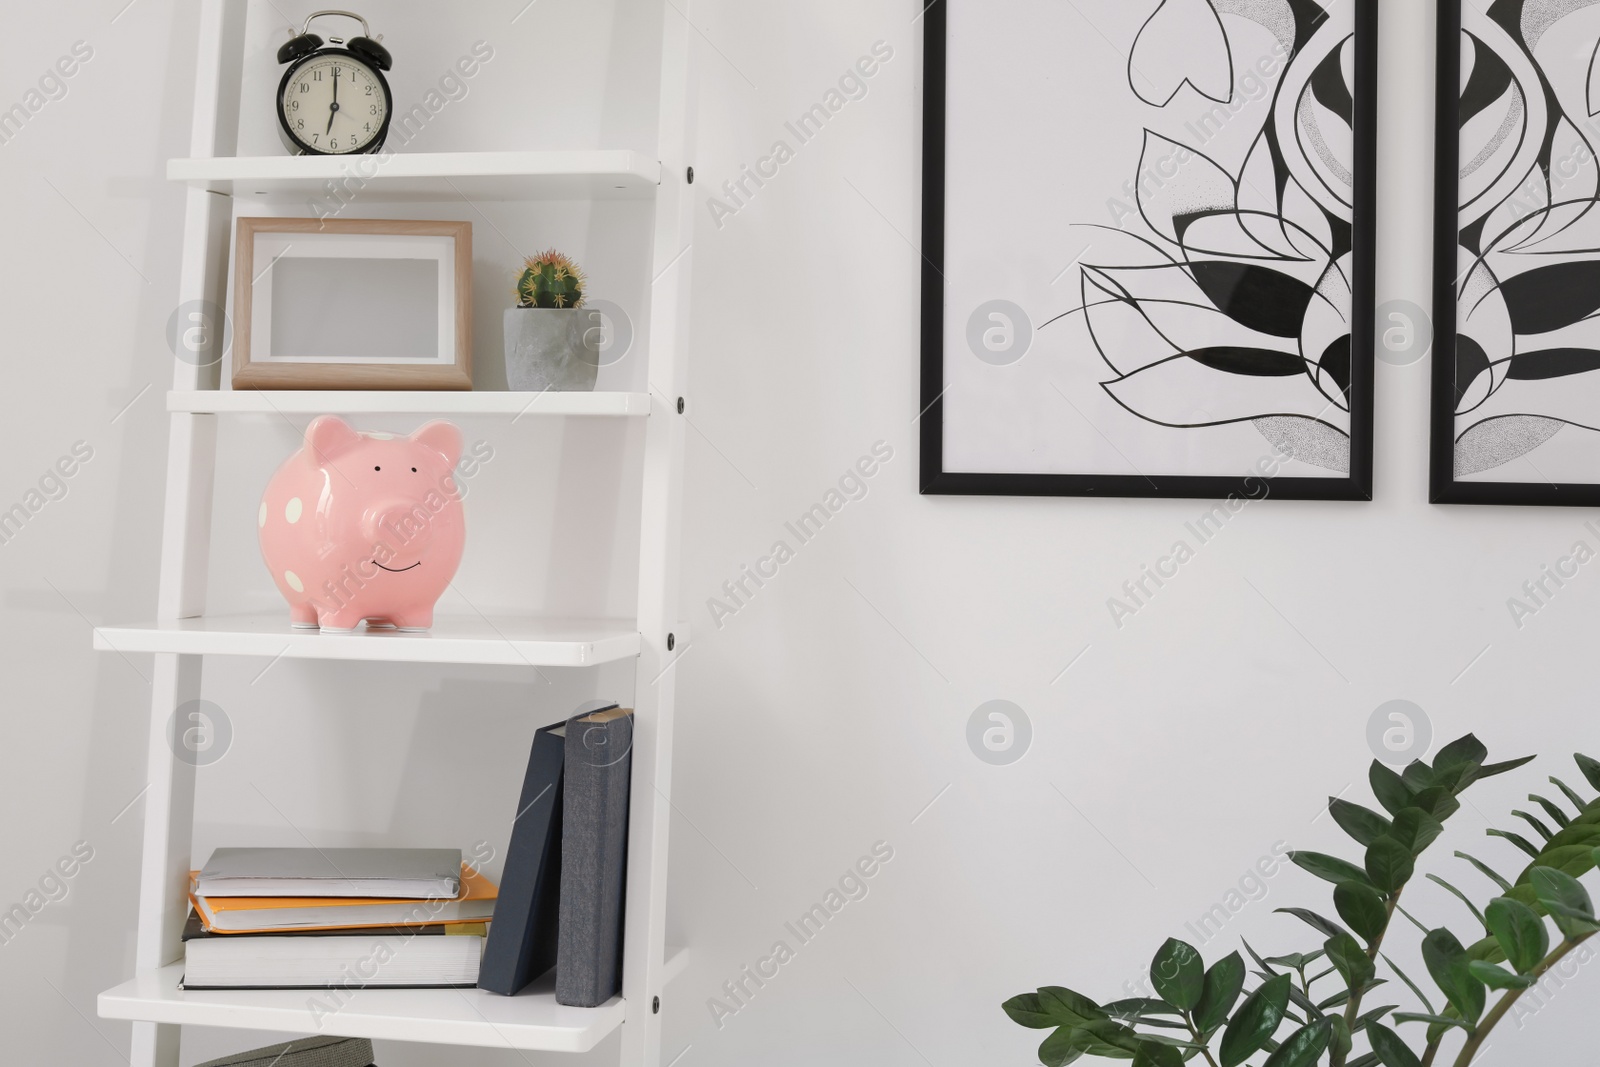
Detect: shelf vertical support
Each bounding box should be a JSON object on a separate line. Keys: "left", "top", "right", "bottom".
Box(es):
{"left": 621, "top": 1, "right": 699, "bottom": 1065}
{"left": 127, "top": 0, "right": 243, "bottom": 1064}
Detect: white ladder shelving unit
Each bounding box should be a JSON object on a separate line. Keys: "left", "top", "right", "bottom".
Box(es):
{"left": 93, "top": 2, "right": 697, "bottom": 1065}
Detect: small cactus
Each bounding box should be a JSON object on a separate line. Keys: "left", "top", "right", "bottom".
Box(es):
{"left": 515, "top": 250, "right": 586, "bottom": 309}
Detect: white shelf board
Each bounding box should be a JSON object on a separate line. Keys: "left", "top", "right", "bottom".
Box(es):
{"left": 94, "top": 613, "right": 639, "bottom": 667}
{"left": 167, "top": 150, "right": 660, "bottom": 201}
{"left": 99, "top": 963, "right": 623, "bottom": 1053}
{"left": 169, "top": 390, "right": 652, "bottom": 417}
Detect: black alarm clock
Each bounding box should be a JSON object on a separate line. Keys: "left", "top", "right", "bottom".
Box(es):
{"left": 276, "top": 10, "right": 392, "bottom": 156}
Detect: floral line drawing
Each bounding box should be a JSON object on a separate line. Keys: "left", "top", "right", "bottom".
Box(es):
{"left": 1054, "top": 0, "right": 1358, "bottom": 473}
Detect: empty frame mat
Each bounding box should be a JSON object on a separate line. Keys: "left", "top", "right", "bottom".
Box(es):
{"left": 1433, "top": 1, "right": 1600, "bottom": 504}
{"left": 921, "top": 0, "right": 1376, "bottom": 498}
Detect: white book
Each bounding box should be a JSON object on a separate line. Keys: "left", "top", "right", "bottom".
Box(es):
{"left": 182, "top": 913, "right": 484, "bottom": 989}
{"left": 196, "top": 847, "right": 462, "bottom": 899}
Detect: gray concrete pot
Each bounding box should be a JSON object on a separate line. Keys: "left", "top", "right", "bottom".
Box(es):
{"left": 504, "top": 307, "right": 600, "bottom": 391}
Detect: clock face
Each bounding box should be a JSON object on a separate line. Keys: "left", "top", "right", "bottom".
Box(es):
{"left": 278, "top": 53, "right": 388, "bottom": 155}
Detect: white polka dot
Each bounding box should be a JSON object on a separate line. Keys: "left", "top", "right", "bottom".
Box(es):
{"left": 259, "top": 502, "right": 267, "bottom": 528}
{"left": 285, "top": 497, "right": 303, "bottom": 524}
{"left": 284, "top": 570, "right": 304, "bottom": 593}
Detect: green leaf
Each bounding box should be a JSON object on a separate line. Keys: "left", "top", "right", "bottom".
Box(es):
{"left": 1328, "top": 1016, "right": 1353, "bottom": 1063}
{"left": 1402, "top": 760, "right": 1436, "bottom": 792}
{"left": 1392, "top": 1011, "right": 1468, "bottom": 1030}
{"left": 1366, "top": 838, "right": 1416, "bottom": 893}
{"left": 1370, "top": 762, "right": 1413, "bottom": 816}
{"left": 1530, "top": 866, "right": 1599, "bottom": 938}
{"left": 1485, "top": 896, "right": 1549, "bottom": 973}
{"left": 1353, "top": 1002, "right": 1400, "bottom": 1033}
{"left": 1037, "top": 986, "right": 1106, "bottom": 1028}
{"left": 1220, "top": 974, "right": 1291, "bottom": 1067}
{"left": 1550, "top": 776, "right": 1589, "bottom": 811}
{"left": 1290, "top": 851, "right": 1373, "bottom": 886}
{"left": 1466, "top": 960, "right": 1536, "bottom": 990}
{"left": 1380, "top": 954, "right": 1435, "bottom": 1015}
{"left": 1149, "top": 939, "right": 1204, "bottom": 1011}
{"left": 1529, "top": 793, "right": 1573, "bottom": 828}
{"left": 1435, "top": 734, "right": 1488, "bottom": 772}
{"left": 1425, "top": 874, "right": 1487, "bottom": 928}
{"left": 1576, "top": 753, "right": 1600, "bottom": 792}
{"left": 1194, "top": 952, "right": 1247, "bottom": 1035}
{"left": 1330, "top": 798, "right": 1393, "bottom": 846}
{"left": 1325, "top": 932, "right": 1376, "bottom": 993}
{"left": 1039, "top": 1025, "right": 1092, "bottom": 1067}
{"left": 1335, "top": 880, "right": 1390, "bottom": 943}
{"left": 1102, "top": 997, "right": 1183, "bottom": 1018}
{"left": 1261, "top": 1019, "right": 1332, "bottom": 1067}
{"left": 1275, "top": 908, "right": 1350, "bottom": 941}
{"left": 1523, "top": 842, "right": 1600, "bottom": 881}
{"left": 1477, "top": 755, "right": 1536, "bottom": 780}
{"left": 1002, "top": 993, "right": 1057, "bottom": 1029}
{"left": 1366, "top": 1020, "right": 1424, "bottom": 1067}
{"left": 1131, "top": 1040, "right": 1185, "bottom": 1067}
{"left": 1363, "top": 1017, "right": 1427, "bottom": 1067}
{"left": 1264, "top": 951, "right": 1326, "bottom": 970}
{"left": 1421, "top": 929, "right": 1486, "bottom": 1026}
{"left": 1455, "top": 851, "right": 1513, "bottom": 893}
{"left": 1512, "top": 810, "right": 1555, "bottom": 842}
{"left": 1078, "top": 1018, "right": 1144, "bottom": 1055}
{"left": 1391, "top": 808, "right": 1445, "bottom": 854}
{"left": 1410, "top": 786, "right": 1461, "bottom": 821}
{"left": 1487, "top": 828, "right": 1541, "bottom": 858}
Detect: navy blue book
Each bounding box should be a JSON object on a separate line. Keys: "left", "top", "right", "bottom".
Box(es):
{"left": 478, "top": 715, "right": 593, "bottom": 995}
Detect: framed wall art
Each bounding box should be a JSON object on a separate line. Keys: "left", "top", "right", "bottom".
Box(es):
{"left": 921, "top": 0, "right": 1377, "bottom": 499}
{"left": 232, "top": 217, "right": 473, "bottom": 390}
{"left": 1432, "top": 1, "right": 1600, "bottom": 505}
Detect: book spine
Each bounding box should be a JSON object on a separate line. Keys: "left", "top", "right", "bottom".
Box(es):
{"left": 556, "top": 712, "right": 633, "bottom": 1007}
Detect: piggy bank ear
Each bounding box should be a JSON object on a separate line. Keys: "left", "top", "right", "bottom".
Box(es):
{"left": 410, "top": 420, "right": 463, "bottom": 468}
{"left": 305, "top": 415, "right": 361, "bottom": 461}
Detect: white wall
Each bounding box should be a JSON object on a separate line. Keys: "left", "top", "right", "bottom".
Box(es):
{"left": 0, "top": 1, "right": 1595, "bottom": 1065}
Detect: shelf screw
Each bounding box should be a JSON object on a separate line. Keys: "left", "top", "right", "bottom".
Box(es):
{"left": 653, "top": 995, "right": 661, "bottom": 1014}
{"left": 686, "top": 166, "right": 695, "bottom": 184}
{"left": 676, "top": 396, "right": 685, "bottom": 414}
{"left": 667, "top": 633, "right": 676, "bottom": 651}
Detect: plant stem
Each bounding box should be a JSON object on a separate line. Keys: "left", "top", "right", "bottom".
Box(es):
{"left": 1449, "top": 933, "right": 1594, "bottom": 1067}
{"left": 1421, "top": 1037, "right": 1441, "bottom": 1066}
{"left": 1330, "top": 890, "right": 1402, "bottom": 1067}
{"left": 1183, "top": 1012, "right": 1222, "bottom": 1067}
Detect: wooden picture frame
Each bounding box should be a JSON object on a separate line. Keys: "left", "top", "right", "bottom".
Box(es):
{"left": 232, "top": 217, "right": 473, "bottom": 390}
{"left": 1430, "top": 2, "right": 1600, "bottom": 505}
{"left": 920, "top": 0, "right": 1377, "bottom": 500}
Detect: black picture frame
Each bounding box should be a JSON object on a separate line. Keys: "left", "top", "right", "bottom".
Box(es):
{"left": 920, "top": 1, "right": 1378, "bottom": 500}
{"left": 1430, "top": 1, "right": 1600, "bottom": 506}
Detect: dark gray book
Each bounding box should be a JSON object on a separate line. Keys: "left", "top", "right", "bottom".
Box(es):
{"left": 556, "top": 707, "right": 634, "bottom": 1007}
{"left": 196, "top": 847, "right": 462, "bottom": 899}
{"left": 478, "top": 717, "right": 582, "bottom": 995}
{"left": 195, "top": 1036, "right": 373, "bottom": 1067}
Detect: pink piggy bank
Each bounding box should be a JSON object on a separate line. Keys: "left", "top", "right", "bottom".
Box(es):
{"left": 259, "top": 415, "right": 466, "bottom": 632}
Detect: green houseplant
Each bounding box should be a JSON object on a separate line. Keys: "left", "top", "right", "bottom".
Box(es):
{"left": 504, "top": 250, "right": 600, "bottom": 391}
{"left": 1003, "top": 736, "right": 1600, "bottom": 1067}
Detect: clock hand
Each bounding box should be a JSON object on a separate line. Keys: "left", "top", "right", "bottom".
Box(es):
{"left": 326, "top": 68, "right": 340, "bottom": 134}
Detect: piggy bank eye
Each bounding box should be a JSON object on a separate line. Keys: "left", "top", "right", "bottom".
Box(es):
{"left": 411, "top": 467, "right": 417, "bottom": 473}
{"left": 373, "top": 466, "right": 381, "bottom": 471}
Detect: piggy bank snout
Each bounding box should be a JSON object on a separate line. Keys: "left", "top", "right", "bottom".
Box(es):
{"left": 363, "top": 500, "right": 437, "bottom": 556}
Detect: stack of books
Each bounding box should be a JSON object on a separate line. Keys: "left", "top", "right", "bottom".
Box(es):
{"left": 182, "top": 848, "right": 498, "bottom": 990}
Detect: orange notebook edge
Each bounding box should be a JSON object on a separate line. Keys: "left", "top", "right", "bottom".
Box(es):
{"left": 189, "top": 863, "right": 498, "bottom": 935}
